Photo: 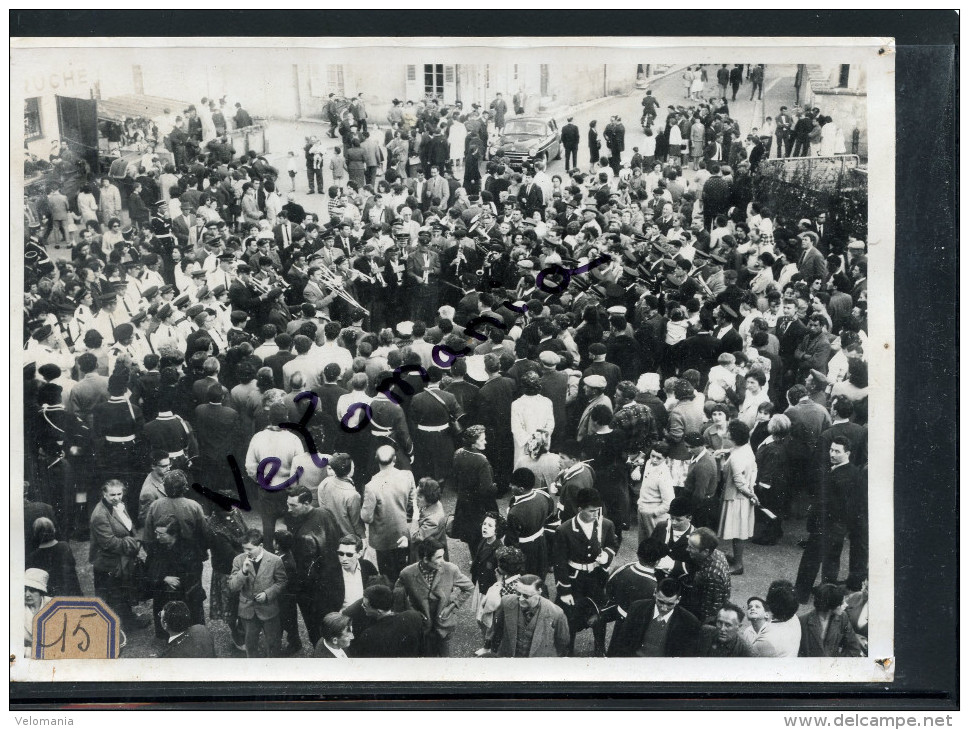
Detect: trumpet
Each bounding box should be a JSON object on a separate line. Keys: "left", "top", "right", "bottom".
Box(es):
{"left": 348, "top": 269, "right": 376, "bottom": 284}
{"left": 248, "top": 275, "right": 272, "bottom": 295}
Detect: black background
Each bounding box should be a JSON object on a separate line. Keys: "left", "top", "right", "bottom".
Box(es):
{"left": 9, "top": 9, "right": 959, "bottom": 710}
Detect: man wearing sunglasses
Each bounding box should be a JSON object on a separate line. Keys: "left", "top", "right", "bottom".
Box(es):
{"left": 319, "top": 534, "right": 378, "bottom": 616}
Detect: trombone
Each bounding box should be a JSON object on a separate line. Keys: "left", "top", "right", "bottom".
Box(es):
{"left": 318, "top": 266, "right": 370, "bottom": 315}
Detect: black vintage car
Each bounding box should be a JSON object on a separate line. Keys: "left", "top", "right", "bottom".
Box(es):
{"left": 491, "top": 116, "right": 561, "bottom": 170}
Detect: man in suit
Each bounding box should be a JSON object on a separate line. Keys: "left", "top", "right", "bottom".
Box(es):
{"left": 701, "top": 164, "right": 731, "bottom": 231}
{"left": 560, "top": 116, "right": 580, "bottom": 170}
{"left": 160, "top": 600, "right": 216, "bottom": 658}
{"left": 487, "top": 574, "right": 570, "bottom": 657}
{"left": 273, "top": 212, "right": 305, "bottom": 251}
{"left": 361, "top": 444, "right": 416, "bottom": 582}
{"left": 303, "top": 362, "right": 348, "bottom": 454}
{"left": 351, "top": 584, "right": 426, "bottom": 658}
{"left": 394, "top": 538, "right": 473, "bottom": 656}
{"left": 683, "top": 435, "right": 720, "bottom": 528}
{"left": 811, "top": 212, "right": 839, "bottom": 257}
{"left": 517, "top": 169, "right": 546, "bottom": 220}
{"left": 46, "top": 183, "right": 71, "bottom": 245}
{"left": 264, "top": 333, "right": 296, "bottom": 389}
{"left": 424, "top": 165, "right": 449, "bottom": 208}
{"left": 795, "top": 436, "right": 867, "bottom": 601}
{"left": 475, "top": 353, "right": 517, "bottom": 493}
{"left": 228, "top": 528, "right": 288, "bottom": 657}
{"left": 88, "top": 479, "right": 150, "bottom": 631}
{"left": 312, "top": 612, "right": 355, "bottom": 658}
{"left": 776, "top": 299, "right": 809, "bottom": 379}
{"left": 193, "top": 383, "right": 243, "bottom": 506}
{"left": 728, "top": 64, "right": 744, "bottom": 101}
{"left": 797, "top": 231, "right": 828, "bottom": 283}
{"left": 820, "top": 398, "right": 868, "bottom": 466}
{"left": 784, "top": 382, "right": 833, "bottom": 519}
{"left": 608, "top": 578, "right": 701, "bottom": 656}
{"left": 171, "top": 209, "right": 198, "bottom": 249}
{"left": 775, "top": 106, "right": 794, "bottom": 158}
{"left": 319, "top": 534, "right": 378, "bottom": 616}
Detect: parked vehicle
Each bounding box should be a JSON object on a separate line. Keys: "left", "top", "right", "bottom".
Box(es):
{"left": 490, "top": 116, "right": 561, "bottom": 170}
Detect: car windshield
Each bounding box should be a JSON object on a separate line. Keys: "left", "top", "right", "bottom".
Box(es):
{"left": 503, "top": 120, "right": 547, "bottom": 137}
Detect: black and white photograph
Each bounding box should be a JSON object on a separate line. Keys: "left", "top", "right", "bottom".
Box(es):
{"left": 11, "top": 31, "right": 898, "bottom": 688}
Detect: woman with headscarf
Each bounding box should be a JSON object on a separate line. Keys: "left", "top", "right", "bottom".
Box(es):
{"left": 451, "top": 425, "right": 498, "bottom": 554}
{"left": 510, "top": 371, "right": 555, "bottom": 470}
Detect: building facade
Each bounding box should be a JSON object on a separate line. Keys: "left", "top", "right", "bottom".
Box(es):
{"left": 22, "top": 59, "right": 641, "bottom": 162}
{"left": 799, "top": 63, "right": 868, "bottom": 160}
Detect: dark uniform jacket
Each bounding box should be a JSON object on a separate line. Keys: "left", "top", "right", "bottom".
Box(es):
{"left": 606, "top": 562, "right": 658, "bottom": 619}
{"left": 552, "top": 515, "right": 619, "bottom": 598}
{"left": 505, "top": 489, "right": 557, "bottom": 577}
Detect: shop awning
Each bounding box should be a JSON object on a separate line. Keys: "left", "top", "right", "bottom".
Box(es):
{"left": 96, "top": 94, "right": 188, "bottom": 122}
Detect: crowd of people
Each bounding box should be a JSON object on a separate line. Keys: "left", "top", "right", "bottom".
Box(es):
{"left": 22, "top": 77, "right": 870, "bottom": 661}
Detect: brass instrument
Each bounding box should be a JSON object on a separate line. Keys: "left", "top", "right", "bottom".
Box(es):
{"left": 317, "top": 266, "right": 370, "bottom": 315}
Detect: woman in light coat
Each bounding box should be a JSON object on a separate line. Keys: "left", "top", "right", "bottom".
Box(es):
{"left": 448, "top": 116, "right": 468, "bottom": 170}
{"left": 510, "top": 372, "right": 555, "bottom": 470}
{"left": 718, "top": 420, "right": 759, "bottom": 574}
{"left": 636, "top": 440, "right": 675, "bottom": 543}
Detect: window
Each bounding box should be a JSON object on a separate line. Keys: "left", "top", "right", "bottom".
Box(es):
{"left": 327, "top": 65, "right": 345, "bottom": 96}
{"left": 513, "top": 64, "right": 519, "bottom": 82}
{"left": 423, "top": 63, "right": 444, "bottom": 98}
{"left": 838, "top": 64, "right": 851, "bottom": 88}
{"left": 444, "top": 65, "right": 454, "bottom": 84}
{"left": 24, "top": 97, "right": 42, "bottom": 141}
